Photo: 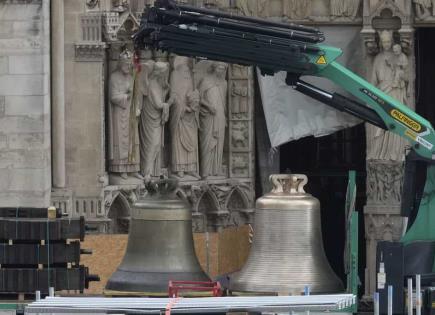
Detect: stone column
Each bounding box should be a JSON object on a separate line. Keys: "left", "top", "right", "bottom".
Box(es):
{"left": 51, "top": 0, "right": 66, "bottom": 188}
{"left": 228, "top": 65, "right": 254, "bottom": 180}
{"left": 361, "top": 1, "right": 415, "bottom": 299}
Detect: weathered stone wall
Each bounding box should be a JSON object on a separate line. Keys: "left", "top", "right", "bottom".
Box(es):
{"left": 0, "top": 0, "right": 51, "bottom": 207}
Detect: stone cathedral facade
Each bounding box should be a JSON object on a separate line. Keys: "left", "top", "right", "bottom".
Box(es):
{"left": 0, "top": 0, "right": 434, "bottom": 299}
{"left": 52, "top": 0, "right": 256, "bottom": 236}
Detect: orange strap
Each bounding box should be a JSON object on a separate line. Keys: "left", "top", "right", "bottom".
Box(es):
{"left": 165, "top": 297, "right": 182, "bottom": 315}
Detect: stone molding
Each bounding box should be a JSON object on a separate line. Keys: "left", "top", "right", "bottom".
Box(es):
{"left": 57, "top": 180, "right": 255, "bottom": 233}
{"left": 75, "top": 42, "right": 107, "bottom": 62}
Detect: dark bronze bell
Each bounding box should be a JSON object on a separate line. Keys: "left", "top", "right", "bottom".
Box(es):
{"left": 229, "top": 174, "right": 343, "bottom": 295}
{"left": 106, "top": 180, "right": 210, "bottom": 295}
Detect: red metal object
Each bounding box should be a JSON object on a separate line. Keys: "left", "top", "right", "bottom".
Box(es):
{"left": 133, "top": 51, "right": 141, "bottom": 72}
{"left": 165, "top": 297, "right": 182, "bottom": 315}
{"left": 168, "top": 280, "right": 223, "bottom": 298}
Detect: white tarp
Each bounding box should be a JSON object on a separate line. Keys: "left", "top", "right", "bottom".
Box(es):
{"left": 258, "top": 26, "right": 363, "bottom": 148}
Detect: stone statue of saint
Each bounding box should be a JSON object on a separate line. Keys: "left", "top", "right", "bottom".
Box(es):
{"left": 367, "top": 30, "right": 410, "bottom": 162}
{"left": 330, "top": 0, "right": 360, "bottom": 18}
{"left": 258, "top": 0, "right": 269, "bottom": 17}
{"left": 139, "top": 61, "right": 171, "bottom": 181}
{"left": 204, "top": 0, "right": 228, "bottom": 9}
{"left": 198, "top": 62, "right": 228, "bottom": 179}
{"left": 388, "top": 44, "right": 410, "bottom": 103}
{"left": 231, "top": 82, "right": 248, "bottom": 117}
{"left": 234, "top": 0, "right": 254, "bottom": 16}
{"left": 169, "top": 56, "right": 201, "bottom": 179}
{"left": 414, "top": 0, "right": 433, "bottom": 19}
{"left": 108, "top": 50, "right": 142, "bottom": 181}
{"left": 284, "top": 0, "right": 311, "bottom": 19}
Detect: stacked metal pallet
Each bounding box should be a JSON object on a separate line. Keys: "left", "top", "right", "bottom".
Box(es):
{"left": 0, "top": 207, "right": 98, "bottom": 296}
{"left": 25, "top": 295, "right": 357, "bottom": 314}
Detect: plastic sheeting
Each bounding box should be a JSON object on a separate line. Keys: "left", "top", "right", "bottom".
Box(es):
{"left": 402, "top": 165, "right": 435, "bottom": 244}
{"left": 258, "top": 26, "right": 363, "bottom": 148}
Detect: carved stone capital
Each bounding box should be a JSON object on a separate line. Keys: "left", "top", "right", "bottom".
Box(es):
{"left": 364, "top": 213, "right": 404, "bottom": 241}
{"left": 207, "top": 210, "right": 231, "bottom": 232}
{"left": 398, "top": 28, "right": 415, "bottom": 54}
{"left": 104, "top": 184, "right": 145, "bottom": 213}
{"left": 177, "top": 180, "right": 254, "bottom": 232}
{"left": 239, "top": 207, "right": 255, "bottom": 224}
{"left": 361, "top": 28, "right": 379, "bottom": 56}
{"left": 104, "top": 184, "right": 146, "bottom": 233}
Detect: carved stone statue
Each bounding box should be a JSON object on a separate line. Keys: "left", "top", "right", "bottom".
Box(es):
{"left": 284, "top": 0, "right": 311, "bottom": 19}
{"left": 108, "top": 50, "right": 142, "bottom": 182}
{"left": 366, "top": 30, "right": 410, "bottom": 162}
{"left": 232, "top": 64, "right": 249, "bottom": 79}
{"left": 198, "top": 62, "right": 228, "bottom": 179}
{"left": 389, "top": 44, "right": 410, "bottom": 103}
{"left": 367, "top": 161, "right": 404, "bottom": 203}
{"left": 232, "top": 123, "right": 248, "bottom": 148}
{"left": 331, "top": 0, "right": 360, "bottom": 19}
{"left": 258, "top": 0, "right": 269, "bottom": 17}
{"left": 234, "top": 0, "right": 254, "bottom": 16}
{"left": 231, "top": 82, "right": 248, "bottom": 117}
{"left": 413, "top": 0, "right": 433, "bottom": 19}
{"left": 169, "top": 56, "right": 200, "bottom": 179}
{"left": 139, "top": 61, "right": 171, "bottom": 181}
{"left": 204, "top": 0, "right": 228, "bottom": 9}
{"left": 112, "top": 0, "right": 129, "bottom": 12}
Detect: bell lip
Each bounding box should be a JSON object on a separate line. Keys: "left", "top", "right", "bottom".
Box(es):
{"left": 228, "top": 287, "right": 345, "bottom": 295}
{"left": 228, "top": 283, "right": 345, "bottom": 295}
{"left": 228, "top": 270, "right": 344, "bottom": 295}
{"left": 105, "top": 270, "right": 211, "bottom": 294}
{"left": 103, "top": 289, "right": 216, "bottom": 297}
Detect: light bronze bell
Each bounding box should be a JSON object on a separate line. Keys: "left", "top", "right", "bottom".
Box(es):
{"left": 229, "top": 174, "right": 343, "bottom": 295}
{"left": 106, "top": 180, "right": 209, "bottom": 295}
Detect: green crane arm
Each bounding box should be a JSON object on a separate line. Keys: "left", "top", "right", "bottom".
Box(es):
{"left": 134, "top": 1, "right": 435, "bottom": 161}
{"left": 314, "top": 46, "right": 435, "bottom": 160}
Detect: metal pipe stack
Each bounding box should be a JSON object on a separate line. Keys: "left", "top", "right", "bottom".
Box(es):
{"left": 25, "top": 294, "right": 356, "bottom": 314}
{"left": 0, "top": 207, "right": 99, "bottom": 295}
{"left": 133, "top": 0, "right": 325, "bottom": 75}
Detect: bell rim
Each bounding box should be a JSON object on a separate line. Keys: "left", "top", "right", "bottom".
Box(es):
{"left": 106, "top": 270, "right": 211, "bottom": 294}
